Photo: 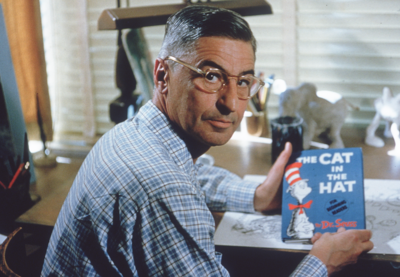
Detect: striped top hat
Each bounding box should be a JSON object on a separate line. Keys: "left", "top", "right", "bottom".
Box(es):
{"left": 285, "top": 162, "right": 307, "bottom": 186}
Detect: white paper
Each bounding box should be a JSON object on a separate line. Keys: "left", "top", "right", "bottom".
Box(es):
{"left": 364, "top": 179, "right": 400, "bottom": 254}
{"left": 215, "top": 212, "right": 312, "bottom": 251}
{"left": 215, "top": 177, "right": 400, "bottom": 255}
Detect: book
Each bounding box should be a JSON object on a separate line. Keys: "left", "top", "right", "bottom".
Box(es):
{"left": 215, "top": 178, "right": 400, "bottom": 256}
{"left": 281, "top": 147, "right": 366, "bottom": 243}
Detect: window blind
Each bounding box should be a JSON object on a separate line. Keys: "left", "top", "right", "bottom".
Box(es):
{"left": 40, "top": 0, "right": 400, "bottom": 146}
{"left": 265, "top": 0, "right": 400, "bottom": 125}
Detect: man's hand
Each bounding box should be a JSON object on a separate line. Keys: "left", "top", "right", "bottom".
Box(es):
{"left": 309, "top": 227, "right": 374, "bottom": 275}
{"left": 254, "top": 142, "right": 292, "bottom": 212}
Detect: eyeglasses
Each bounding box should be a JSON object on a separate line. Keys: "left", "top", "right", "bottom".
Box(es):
{"left": 165, "top": 56, "right": 264, "bottom": 100}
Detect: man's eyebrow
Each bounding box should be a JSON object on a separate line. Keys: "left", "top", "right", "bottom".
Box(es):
{"left": 197, "top": 60, "right": 255, "bottom": 76}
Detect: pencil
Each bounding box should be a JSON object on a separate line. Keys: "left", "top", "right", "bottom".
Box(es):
{"left": 8, "top": 163, "right": 24, "bottom": 189}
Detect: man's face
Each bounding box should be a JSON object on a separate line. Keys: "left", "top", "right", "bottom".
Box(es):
{"left": 164, "top": 37, "right": 254, "bottom": 147}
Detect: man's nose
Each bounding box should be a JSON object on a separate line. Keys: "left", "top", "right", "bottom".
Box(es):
{"left": 217, "top": 78, "right": 238, "bottom": 114}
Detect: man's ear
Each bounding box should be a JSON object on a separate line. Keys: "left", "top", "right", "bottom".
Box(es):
{"left": 153, "top": 58, "right": 169, "bottom": 94}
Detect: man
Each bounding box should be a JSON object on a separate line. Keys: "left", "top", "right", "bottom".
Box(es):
{"left": 41, "top": 5, "right": 373, "bottom": 276}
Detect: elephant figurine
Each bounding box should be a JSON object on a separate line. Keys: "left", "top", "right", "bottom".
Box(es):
{"left": 365, "top": 87, "right": 400, "bottom": 155}
{"left": 279, "top": 82, "right": 354, "bottom": 149}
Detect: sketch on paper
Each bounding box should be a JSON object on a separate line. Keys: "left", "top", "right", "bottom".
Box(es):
{"left": 364, "top": 179, "right": 400, "bottom": 254}
{"left": 215, "top": 212, "right": 312, "bottom": 251}
{"left": 214, "top": 177, "right": 400, "bottom": 255}
{"left": 231, "top": 214, "right": 281, "bottom": 240}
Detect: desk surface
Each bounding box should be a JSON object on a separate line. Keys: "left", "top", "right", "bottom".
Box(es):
{"left": 16, "top": 127, "right": 400, "bottom": 242}
{"left": 17, "top": 127, "right": 400, "bottom": 226}
{"left": 15, "top": 157, "right": 83, "bottom": 229}
{"left": 14, "top": 127, "right": 400, "bottom": 276}
{"left": 207, "top": 127, "right": 400, "bottom": 180}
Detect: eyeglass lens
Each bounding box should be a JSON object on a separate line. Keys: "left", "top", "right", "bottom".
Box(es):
{"left": 200, "top": 69, "right": 260, "bottom": 99}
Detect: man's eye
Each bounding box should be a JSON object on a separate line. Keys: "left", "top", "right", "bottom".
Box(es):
{"left": 238, "top": 78, "right": 251, "bottom": 87}
{"left": 205, "top": 72, "right": 221, "bottom": 83}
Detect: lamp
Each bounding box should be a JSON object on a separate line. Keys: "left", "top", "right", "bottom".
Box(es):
{"left": 98, "top": 0, "right": 273, "bottom": 30}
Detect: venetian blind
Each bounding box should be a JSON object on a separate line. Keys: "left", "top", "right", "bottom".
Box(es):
{"left": 263, "top": 0, "right": 400, "bottom": 125}
{"left": 40, "top": 0, "right": 400, "bottom": 146}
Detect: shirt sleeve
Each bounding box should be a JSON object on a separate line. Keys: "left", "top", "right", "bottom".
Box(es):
{"left": 196, "top": 164, "right": 260, "bottom": 213}
{"left": 143, "top": 184, "right": 231, "bottom": 277}
{"left": 290, "top": 255, "right": 328, "bottom": 277}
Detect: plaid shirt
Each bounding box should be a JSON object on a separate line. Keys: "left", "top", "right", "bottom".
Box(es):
{"left": 41, "top": 101, "right": 327, "bottom": 276}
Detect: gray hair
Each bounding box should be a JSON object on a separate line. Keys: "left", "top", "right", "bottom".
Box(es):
{"left": 158, "top": 5, "right": 257, "bottom": 59}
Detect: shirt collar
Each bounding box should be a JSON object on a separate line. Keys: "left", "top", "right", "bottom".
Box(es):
{"left": 135, "top": 101, "right": 197, "bottom": 177}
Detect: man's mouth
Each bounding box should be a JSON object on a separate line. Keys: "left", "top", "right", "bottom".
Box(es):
{"left": 207, "top": 119, "right": 233, "bottom": 129}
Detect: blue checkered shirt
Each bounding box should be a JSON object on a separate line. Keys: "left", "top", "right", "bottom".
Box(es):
{"left": 41, "top": 101, "right": 327, "bottom": 276}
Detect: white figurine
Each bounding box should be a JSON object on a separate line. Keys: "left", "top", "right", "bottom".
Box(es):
{"left": 365, "top": 87, "right": 400, "bottom": 155}
{"left": 279, "top": 82, "right": 356, "bottom": 149}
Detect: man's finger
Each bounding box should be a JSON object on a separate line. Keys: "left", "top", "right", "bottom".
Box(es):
{"left": 358, "top": 229, "right": 373, "bottom": 242}
{"left": 271, "top": 142, "right": 292, "bottom": 170}
{"left": 343, "top": 229, "right": 372, "bottom": 242}
{"left": 337, "top": 227, "right": 346, "bottom": 233}
{"left": 264, "top": 142, "right": 292, "bottom": 186}
{"left": 311, "top": 232, "right": 322, "bottom": 244}
{"left": 362, "top": 240, "right": 374, "bottom": 252}
{"left": 254, "top": 142, "right": 292, "bottom": 212}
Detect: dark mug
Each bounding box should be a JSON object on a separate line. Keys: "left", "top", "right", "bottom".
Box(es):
{"left": 270, "top": 116, "right": 303, "bottom": 163}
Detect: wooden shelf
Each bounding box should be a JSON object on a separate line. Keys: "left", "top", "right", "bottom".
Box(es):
{"left": 98, "top": 0, "right": 272, "bottom": 30}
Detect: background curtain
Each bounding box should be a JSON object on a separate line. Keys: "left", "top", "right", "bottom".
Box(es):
{"left": 0, "top": 0, "right": 52, "bottom": 141}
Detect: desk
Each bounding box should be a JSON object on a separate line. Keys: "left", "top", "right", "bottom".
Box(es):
{"left": 207, "top": 127, "right": 400, "bottom": 180}
{"left": 15, "top": 127, "right": 400, "bottom": 276}
{"left": 16, "top": 127, "right": 400, "bottom": 228}
{"left": 206, "top": 128, "right": 400, "bottom": 277}
{"left": 15, "top": 157, "right": 84, "bottom": 233}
